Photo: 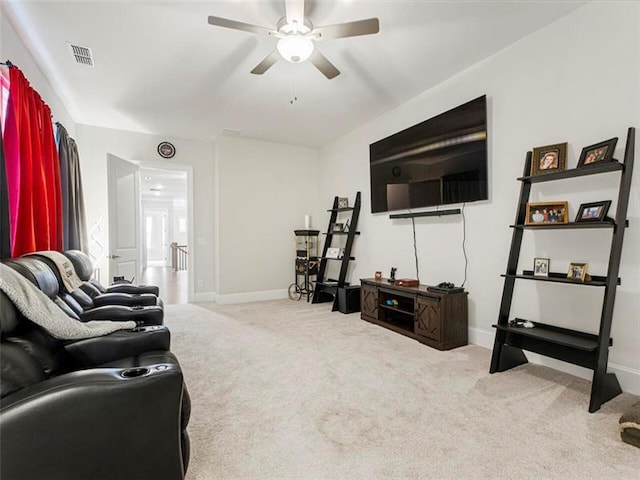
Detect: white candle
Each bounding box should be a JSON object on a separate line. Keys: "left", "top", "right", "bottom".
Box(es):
{"left": 304, "top": 215, "right": 311, "bottom": 229}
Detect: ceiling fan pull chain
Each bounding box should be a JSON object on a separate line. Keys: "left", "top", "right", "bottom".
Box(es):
{"left": 290, "top": 77, "right": 299, "bottom": 105}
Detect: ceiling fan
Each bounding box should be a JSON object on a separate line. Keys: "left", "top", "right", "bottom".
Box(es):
{"left": 207, "top": 0, "right": 379, "bottom": 79}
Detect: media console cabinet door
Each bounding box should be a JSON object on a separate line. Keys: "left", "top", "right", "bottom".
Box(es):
{"left": 361, "top": 282, "right": 378, "bottom": 320}
{"left": 415, "top": 295, "right": 442, "bottom": 341}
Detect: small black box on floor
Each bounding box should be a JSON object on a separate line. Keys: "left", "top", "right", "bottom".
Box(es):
{"left": 338, "top": 285, "right": 361, "bottom": 314}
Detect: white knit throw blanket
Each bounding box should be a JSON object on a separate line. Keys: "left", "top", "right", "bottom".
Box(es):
{"left": 25, "top": 250, "right": 84, "bottom": 293}
{"left": 0, "top": 263, "right": 136, "bottom": 340}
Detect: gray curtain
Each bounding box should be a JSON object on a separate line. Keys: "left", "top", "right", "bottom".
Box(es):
{"left": 56, "top": 123, "right": 88, "bottom": 253}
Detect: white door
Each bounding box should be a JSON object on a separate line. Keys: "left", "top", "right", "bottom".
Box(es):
{"left": 107, "top": 154, "right": 140, "bottom": 283}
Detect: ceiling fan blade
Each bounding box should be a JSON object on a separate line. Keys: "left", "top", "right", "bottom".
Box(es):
{"left": 285, "top": 0, "right": 305, "bottom": 27}
{"left": 250, "top": 50, "right": 280, "bottom": 75}
{"left": 313, "top": 18, "right": 380, "bottom": 40}
{"left": 208, "top": 16, "right": 276, "bottom": 36}
{"left": 309, "top": 49, "right": 340, "bottom": 80}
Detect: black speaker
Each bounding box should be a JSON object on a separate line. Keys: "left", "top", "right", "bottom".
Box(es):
{"left": 338, "top": 286, "right": 361, "bottom": 314}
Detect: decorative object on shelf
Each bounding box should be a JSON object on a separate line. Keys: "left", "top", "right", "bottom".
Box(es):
{"left": 567, "top": 262, "right": 589, "bottom": 282}
{"left": 533, "top": 257, "right": 549, "bottom": 277}
{"left": 575, "top": 200, "right": 612, "bottom": 222}
{"left": 531, "top": 142, "right": 567, "bottom": 176}
{"left": 374, "top": 271, "right": 382, "bottom": 280}
{"left": 296, "top": 258, "right": 318, "bottom": 275}
{"left": 157, "top": 141, "right": 176, "bottom": 159}
{"left": 509, "top": 319, "right": 535, "bottom": 328}
{"left": 389, "top": 267, "right": 397, "bottom": 283}
{"left": 331, "top": 222, "right": 344, "bottom": 232}
{"left": 326, "top": 247, "right": 341, "bottom": 259}
{"left": 525, "top": 201, "right": 569, "bottom": 225}
{"left": 577, "top": 137, "right": 618, "bottom": 168}
{"left": 304, "top": 214, "right": 311, "bottom": 229}
{"left": 343, "top": 218, "right": 350, "bottom": 233}
{"left": 337, "top": 248, "right": 345, "bottom": 260}
{"left": 396, "top": 278, "right": 419, "bottom": 287}
{"left": 337, "top": 197, "right": 349, "bottom": 209}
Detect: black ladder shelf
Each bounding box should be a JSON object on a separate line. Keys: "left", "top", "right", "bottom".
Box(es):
{"left": 489, "top": 127, "right": 635, "bottom": 413}
{"left": 312, "top": 192, "right": 361, "bottom": 311}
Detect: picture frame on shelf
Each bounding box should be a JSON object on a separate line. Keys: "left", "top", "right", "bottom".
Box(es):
{"left": 567, "top": 262, "right": 589, "bottom": 282}
{"left": 576, "top": 138, "right": 618, "bottom": 168}
{"left": 533, "top": 258, "right": 550, "bottom": 277}
{"left": 575, "top": 200, "right": 612, "bottom": 222}
{"left": 525, "top": 201, "right": 569, "bottom": 225}
{"left": 326, "top": 247, "right": 341, "bottom": 259}
{"left": 331, "top": 222, "right": 344, "bottom": 232}
{"left": 337, "top": 197, "right": 349, "bottom": 209}
{"left": 530, "top": 142, "right": 567, "bottom": 176}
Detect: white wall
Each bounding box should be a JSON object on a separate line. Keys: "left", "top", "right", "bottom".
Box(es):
{"left": 0, "top": 10, "right": 75, "bottom": 135}
{"left": 215, "top": 136, "right": 321, "bottom": 303}
{"left": 318, "top": 1, "right": 640, "bottom": 393}
{"left": 75, "top": 124, "right": 215, "bottom": 297}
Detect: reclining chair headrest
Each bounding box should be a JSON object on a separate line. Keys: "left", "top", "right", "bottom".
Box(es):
{"left": 3, "top": 258, "right": 61, "bottom": 299}
{"left": 62, "top": 250, "right": 94, "bottom": 282}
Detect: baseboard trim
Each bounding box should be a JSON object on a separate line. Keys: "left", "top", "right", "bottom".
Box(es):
{"left": 215, "top": 289, "right": 288, "bottom": 305}
{"left": 193, "top": 291, "right": 217, "bottom": 303}
{"left": 468, "top": 327, "right": 640, "bottom": 395}
{"left": 609, "top": 362, "right": 640, "bottom": 396}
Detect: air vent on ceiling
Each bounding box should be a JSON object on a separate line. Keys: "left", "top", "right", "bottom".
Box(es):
{"left": 68, "top": 43, "right": 95, "bottom": 67}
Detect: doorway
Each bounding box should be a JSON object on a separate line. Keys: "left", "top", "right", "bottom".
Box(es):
{"left": 139, "top": 165, "right": 190, "bottom": 304}
{"left": 144, "top": 208, "right": 169, "bottom": 267}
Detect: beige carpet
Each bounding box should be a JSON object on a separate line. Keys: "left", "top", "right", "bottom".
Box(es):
{"left": 164, "top": 301, "right": 639, "bottom": 480}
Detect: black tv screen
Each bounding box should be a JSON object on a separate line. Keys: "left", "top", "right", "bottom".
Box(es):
{"left": 369, "top": 95, "right": 488, "bottom": 213}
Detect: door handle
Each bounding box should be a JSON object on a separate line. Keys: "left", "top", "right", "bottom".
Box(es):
{"left": 109, "top": 254, "right": 121, "bottom": 259}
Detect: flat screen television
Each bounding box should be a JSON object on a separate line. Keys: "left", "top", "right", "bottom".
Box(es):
{"left": 369, "top": 95, "right": 488, "bottom": 214}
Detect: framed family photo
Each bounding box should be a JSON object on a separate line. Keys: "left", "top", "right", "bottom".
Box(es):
{"left": 337, "top": 197, "right": 349, "bottom": 209}
{"left": 530, "top": 142, "right": 568, "bottom": 176}
{"left": 577, "top": 138, "right": 617, "bottom": 168}
{"left": 567, "top": 262, "right": 589, "bottom": 282}
{"left": 533, "top": 258, "right": 550, "bottom": 277}
{"left": 525, "top": 201, "right": 569, "bottom": 225}
{"left": 575, "top": 200, "right": 611, "bottom": 222}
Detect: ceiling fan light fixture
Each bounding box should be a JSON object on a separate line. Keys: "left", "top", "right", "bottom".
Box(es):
{"left": 277, "top": 35, "right": 314, "bottom": 63}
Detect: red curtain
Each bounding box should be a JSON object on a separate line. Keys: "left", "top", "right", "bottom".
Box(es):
{"left": 3, "top": 66, "right": 62, "bottom": 256}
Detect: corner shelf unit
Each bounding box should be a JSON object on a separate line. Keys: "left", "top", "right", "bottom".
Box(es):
{"left": 312, "top": 192, "right": 361, "bottom": 311}
{"left": 489, "top": 127, "right": 635, "bottom": 413}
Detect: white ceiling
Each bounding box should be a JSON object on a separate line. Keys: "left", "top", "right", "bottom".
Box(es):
{"left": 140, "top": 166, "right": 187, "bottom": 201}
{"left": 4, "top": 1, "right": 585, "bottom": 147}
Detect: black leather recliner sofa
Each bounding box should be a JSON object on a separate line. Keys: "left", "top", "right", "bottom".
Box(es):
{"left": 0, "top": 246, "right": 192, "bottom": 480}
{"left": 31, "top": 249, "right": 163, "bottom": 308}
{"left": 0, "top": 287, "right": 191, "bottom": 480}
{"left": 5, "top": 257, "right": 164, "bottom": 326}
{"left": 64, "top": 249, "right": 162, "bottom": 297}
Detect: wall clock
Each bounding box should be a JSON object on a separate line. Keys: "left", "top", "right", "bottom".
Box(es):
{"left": 157, "top": 141, "right": 176, "bottom": 159}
